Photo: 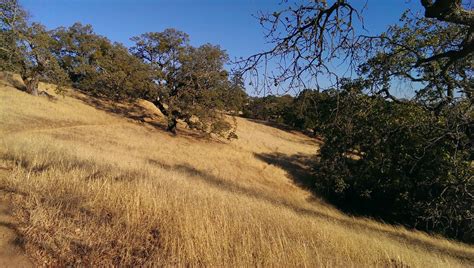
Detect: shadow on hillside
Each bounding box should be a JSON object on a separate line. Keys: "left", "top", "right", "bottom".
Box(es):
{"left": 75, "top": 94, "right": 164, "bottom": 125}
{"left": 146, "top": 158, "right": 473, "bottom": 261}
{"left": 74, "top": 93, "right": 210, "bottom": 140}
{"left": 245, "top": 118, "right": 295, "bottom": 132}
{"left": 244, "top": 152, "right": 473, "bottom": 261}
{"left": 255, "top": 152, "right": 317, "bottom": 193}
{"left": 0, "top": 72, "right": 26, "bottom": 91}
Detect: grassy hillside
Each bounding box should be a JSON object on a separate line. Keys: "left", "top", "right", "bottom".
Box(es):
{"left": 0, "top": 77, "right": 473, "bottom": 266}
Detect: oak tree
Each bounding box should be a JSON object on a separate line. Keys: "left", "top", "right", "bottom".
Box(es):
{"left": 131, "top": 29, "right": 236, "bottom": 137}
{"left": 0, "top": 0, "right": 68, "bottom": 95}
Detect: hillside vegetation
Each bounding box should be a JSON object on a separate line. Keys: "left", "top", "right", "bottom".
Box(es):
{"left": 0, "top": 76, "right": 473, "bottom": 266}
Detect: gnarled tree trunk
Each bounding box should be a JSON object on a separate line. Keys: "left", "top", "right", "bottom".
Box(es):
{"left": 152, "top": 98, "right": 178, "bottom": 134}
{"left": 21, "top": 73, "right": 40, "bottom": 96}
{"left": 167, "top": 117, "right": 178, "bottom": 134}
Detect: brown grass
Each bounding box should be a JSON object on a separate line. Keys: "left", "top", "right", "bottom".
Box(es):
{"left": 0, "top": 76, "right": 473, "bottom": 266}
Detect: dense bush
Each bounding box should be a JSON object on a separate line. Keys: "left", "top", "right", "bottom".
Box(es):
{"left": 243, "top": 94, "right": 293, "bottom": 123}
{"left": 312, "top": 88, "right": 473, "bottom": 242}
{"left": 242, "top": 90, "right": 331, "bottom": 136}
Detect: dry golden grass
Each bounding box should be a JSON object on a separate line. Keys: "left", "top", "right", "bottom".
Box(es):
{"left": 0, "top": 76, "right": 473, "bottom": 266}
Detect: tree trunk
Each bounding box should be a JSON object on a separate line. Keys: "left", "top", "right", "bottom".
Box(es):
{"left": 167, "top": 117, "right": 177, "bottom": 134}
{"left": 22, "top": 74, "right": 40, "bottom": 96}
{"left": 152, "top": 99, "right": 169, "bottom": 117}
{"left": 152, "top": 99, "right": 179, "bottom": 134}
{"left": 26, "top": 79, "right": 39, "bottom": 96}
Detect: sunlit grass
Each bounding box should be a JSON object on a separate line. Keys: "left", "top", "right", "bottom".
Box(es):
{"left": 0, "top": 77, "right": 473, "bottom": 266}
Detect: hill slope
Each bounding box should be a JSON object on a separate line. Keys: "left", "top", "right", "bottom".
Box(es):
{"left": 0, "top": 78, "right": 473, "bottom": 266}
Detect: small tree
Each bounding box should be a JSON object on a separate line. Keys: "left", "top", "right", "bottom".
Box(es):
{"left": 224, "top": 73, "right": 248, "bottom": 115}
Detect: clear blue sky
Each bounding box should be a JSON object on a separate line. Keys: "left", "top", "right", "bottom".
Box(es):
{"left": 20, "top": 0, "right": 424, "bottom": 95}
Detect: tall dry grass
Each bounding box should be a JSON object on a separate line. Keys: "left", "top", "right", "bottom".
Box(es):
{"left": 0, "top": 78, "right": 473, "bottom": 266}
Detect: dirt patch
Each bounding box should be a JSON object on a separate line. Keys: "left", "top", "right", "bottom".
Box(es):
{"left": 0, "top": 171, "right": 33, "bottom": 267}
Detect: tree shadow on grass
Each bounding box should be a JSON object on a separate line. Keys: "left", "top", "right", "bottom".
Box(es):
{"left": 245, "top": 118, "right": 296, "bottom": 132}
{"left": 0, "top": 72, "right": 26, "bottom": 91}
{"left": 0, "top": 221, "right": 26, "bottom": 249}
{"left": 72, "top": 93, "right": 212, "bottom": 141}
{"left": 74, "top": 93, "right": 163, "bottom": 125}
{"left": 249, "top": 152, "right": 474, "bottom": 261}
{"left": 254, "top": 152, "right": 317, "bottom": 193}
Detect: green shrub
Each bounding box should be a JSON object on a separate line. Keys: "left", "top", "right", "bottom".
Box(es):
{"left": 314, "top": 89, "right": 473, "bottom": 242}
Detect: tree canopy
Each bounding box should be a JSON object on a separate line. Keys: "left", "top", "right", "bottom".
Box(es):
{"left": 52, "top": 23, "right": 154, "bottom": 99}
{"left": 130, "top": 29, "right": 242, "bottom": 137}
{"left": 0, "top": 0, "right": 68, "bottom": 95}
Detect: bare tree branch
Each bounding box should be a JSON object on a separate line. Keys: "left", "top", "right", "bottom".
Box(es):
{"left": 236, "top": 0, "right": 473, "bottom": 99}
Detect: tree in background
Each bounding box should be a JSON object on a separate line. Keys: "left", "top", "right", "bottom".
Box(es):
{"left": 0, "top": 0, "right": 68, "bottom": 95}
{"left": 0, "top": 0, "right": 26, "bottom": 72}
{"left": 2, "top": 2, "right": 245, "bottom": 138}
{"left": 224, "top": 72, "right": 248, "bottom": 115}
{"left": 131, "top": 30, "right": 238, "bottom": 137}
{"left": 243, "top": 94, "right": 293, "bottom": 123}
{"left": 17, "top": 23, "right": 68, "bottom": 95}
{"left": 283, "top": 89, "right": 326, "bottom": 134}
{"left": 51, "top": 23, "right": 154, "bottom": 99}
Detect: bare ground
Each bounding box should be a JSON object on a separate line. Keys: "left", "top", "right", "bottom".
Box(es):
{"left": 0, "top": 169, "right": 32, "bottom": 267}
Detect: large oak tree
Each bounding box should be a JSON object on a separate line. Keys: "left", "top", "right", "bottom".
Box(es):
{"left": 131, "top": 29, "right": 237, "bottom": 136}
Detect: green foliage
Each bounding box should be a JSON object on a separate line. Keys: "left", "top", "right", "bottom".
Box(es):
{"left": 242, "top": 89, "right": 332, "bottom": 135}
{"left": 0, "top": 0, "right": 27, "bottom": 72}
{"left": 17, "top": 23, "right": 69, "bottom": 95}
{"left": 283, "top": 89, "right": 333, "bottom": 133}
{"left": 224, "top": 73, "right": 248, "bottom": 115}
{"left": 51, "top": 23, "right": 154, "bottom": 99}
{"left": 312, "top": 87, "right": 473, "bottom": 242}
{"left": 130, "top": 29, "right": 239, "bottom": 138}
{"left": 243, "top": 94, "right": 293, "bottom": 124}
{"left": 0, "top": 0, "right": 68, "bottom": 95}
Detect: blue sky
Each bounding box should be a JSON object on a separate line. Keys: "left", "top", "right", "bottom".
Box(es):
{"left": 21, "top": 0, "right": 424, "bottom": 95}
